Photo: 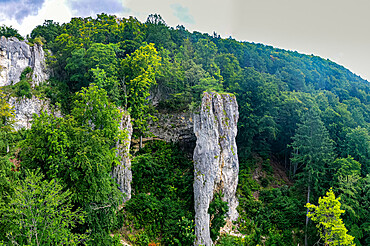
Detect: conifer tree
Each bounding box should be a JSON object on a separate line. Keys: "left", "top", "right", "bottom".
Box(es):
{"left": 290, "top": 107, "right": 335, "bottom": 245}
{"left": 306, "top": 188, "right": 355, "bottom": 246}
{"left": 290, "top": 108, "right": 335, "bottom": 184}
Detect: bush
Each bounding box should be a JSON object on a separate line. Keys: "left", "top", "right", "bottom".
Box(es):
{"left": 208, "top": 192, "right": 228, "bottom": 242}
{"left": 19, "top": 67, "right": 32, "bottom": 81}
{"left": 126, "top": 140, "right": 195, "bottom": 245}
{"left": 15, "top": 80, "right": 32, "bottom": 98}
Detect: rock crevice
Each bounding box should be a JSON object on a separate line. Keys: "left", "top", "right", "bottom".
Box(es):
{"left": 193, "top": 92, "right": 239, "bottom": 246}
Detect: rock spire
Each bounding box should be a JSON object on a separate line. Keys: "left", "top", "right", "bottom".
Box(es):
{"left": 193, "top": 92, "right": 239, "bottom": 245}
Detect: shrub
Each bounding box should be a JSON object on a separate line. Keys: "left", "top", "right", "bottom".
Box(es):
{"left": 208, "top": 192, "right": 228, "bottom": 242}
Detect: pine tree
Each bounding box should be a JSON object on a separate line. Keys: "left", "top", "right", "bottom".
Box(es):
{"left": 306, "top": 188, "right": 355, "bottom": 246}
{"left": 290, "top": 108, "right": 335, "bottom": 182}
{"left": 290, "top": 107, "right": 335, "bottom": 245}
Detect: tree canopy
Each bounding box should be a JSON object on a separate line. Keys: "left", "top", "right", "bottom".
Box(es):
{"left": 306, "top": 188, "right": 355, "bottom": 246}
{"left": 0, "top": 12, "right": 369, "bottom": 245}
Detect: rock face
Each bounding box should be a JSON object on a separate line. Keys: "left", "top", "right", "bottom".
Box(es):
{"left": 8, "top": 96, "right": 61, "bottom": 130}
{"left": 193, "top": 92, "right": 239, "bottom": 246}
{"left": 148, "top": 112, "right": 196, "bottom": 153}
{"left": 112, "top": 111, "right": 133, "bottom": 203}
{"left": 0, "top": 36, "right": 49, "bottom": 87}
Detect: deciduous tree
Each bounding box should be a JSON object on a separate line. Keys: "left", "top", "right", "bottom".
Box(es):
{"left": 121, "top": 43, "right": 161, "bottom": 136}
{"left": 3, "top": 170, "right": 86, "bottom": 245}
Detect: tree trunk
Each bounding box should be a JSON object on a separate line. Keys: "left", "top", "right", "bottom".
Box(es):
{"left": 305, "top": 184, "right": 311, "bottom": 246}
{"left": 140, "top": 135, "right": 142, "bottom": 149}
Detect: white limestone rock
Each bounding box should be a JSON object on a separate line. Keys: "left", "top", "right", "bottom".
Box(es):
{"left": 0, "top": 36, "right": 49, "bottom": 87}
{"left": 8, "top": 96, "right": 61, "bottom": 130}
{"left": 112, "top": 111, "right": 133, "bottom": 203}
{"left": 193, "top": 92, "right": 239, "bottom": 246}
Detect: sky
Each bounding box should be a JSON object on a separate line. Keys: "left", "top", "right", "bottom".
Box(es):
{"left": 1, "top": 0, "right": 369, "bottom": 82}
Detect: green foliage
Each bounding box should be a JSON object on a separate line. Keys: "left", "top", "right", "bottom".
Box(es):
{"left": 65, "top": 43, "right": 118, "bottom": 91}
{"left": 259, "top": 188, "right": 305, "bottom": 230}
{"left": 306, "top": 188, "right": 355, "bottom": 245}
{"left": 21, "top": 13, "right": 370, "bottom": 244}
{"left": 218, "top": 234, "right": 245, "bottom": 246}
{"left": 145, "top": 14, "right": 173, "bottom": 49}
{"left": 30, "top": 20, "right": 62, "bottom": 48}
{"left": 237, "top": 186, "right": 304, "bottom": 245}
{"left": 44, "top": 78, "right": 71, "bottom": 113}
{"left": 91, "top": 67, "right": 120, "bottom": 105}
{"left": 0, "top": 156, "right": 19, "bottom": 241}
{"left": 10, "top": 67, "right": 34, "bottom": 99}
{"left": 345, "top": 127, "right": 370, "bottom": 176}
{"left": 0, "top": 88, "right": 14, "bottom": 128}
{"left": 0, "top": 88, "right": 15, "bottom": 155}
{"left": 230, "top": 67, "right": 280, "bottom": 157}
{"left": 19, "top": 85, "right": 124, "bottom": 245}
{"left": 0, "top": 25, "right": 23, "bottom": 40}
{"left": 236, "top": 157, "right": 305, "bottom": 245}
{"left": 215, "top": 53, "right": 242, "bottom": 91}
{"left": 121, "top": 43, "right": 161, "bottom": 135}
{"left": 1, "top": 169, "right": 87, "bottom": 245}
{"left": 14, "top": 80, "right": 32, "bottom": 98}
{"left": 264, "top": 228, "right": 295, "bottom": 246}
{"left": 2, "top": 67, "right": 34, "bottom": 99}
{"left": 208, "top": 192, "right": 228, "bottom": 242}
{"left": 331, "top": 157, "right": 361, "bottom": 183}
{"left": 19, "top": 66, "right": 32, "bottom": 81}
{"left": 332, "top": 173, "right": 370, "bottom": 245}
{"left": 290, "top": 107, "right": 335, "bottom": 197}
{"left": 174, "top": 216, "right": 196, "bottom": 245}
{"left": 125, "top": 140, "right": 194, "bottom": 245}
{"left": 194, "top": 38, "right": 218, "bottom": 71}
{"left": 357, "top": 175, "right": 370, "bottom": 245}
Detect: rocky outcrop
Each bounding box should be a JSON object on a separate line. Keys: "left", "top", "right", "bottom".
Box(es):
{"left": 193, "top": 92, "right": 239, "bottom": 246}
{"left": 148, "top": 83, "right": 172, "bottom": 107}
{"left": 112, "top": 111, "right": 133, "bottom": 203}
{"left": 0, "top": 36, "right": 49, "bottom": 87}
{"left": 8, "top": 96, "right": 61, "bottom": 130}
{"left": 148, "top": 112, "right": 196, "bottom": 153}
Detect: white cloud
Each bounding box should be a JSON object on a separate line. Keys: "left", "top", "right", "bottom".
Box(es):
{"left": 0, "top": 0, "right": 73, "bottom": 36}
{"left": 0, "top": 0, "right": 45, "bottom": 22}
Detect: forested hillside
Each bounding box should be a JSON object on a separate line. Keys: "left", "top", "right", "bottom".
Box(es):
{"left": 0, "top": 13, "right": 369, "bottom": 245}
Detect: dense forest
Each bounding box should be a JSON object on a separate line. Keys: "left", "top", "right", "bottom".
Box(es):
{"left": 0, "top": 13, "right": 369, "bottom": 245}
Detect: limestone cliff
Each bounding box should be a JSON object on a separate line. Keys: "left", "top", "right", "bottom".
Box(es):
{"left": 193, "top": 92, "right": 239, "bottom": 246}
{"left": 0, "top": 36, "right": 49, "bottom": 87}
{"left": 112, "top": 111, "right": 133, "bottom": 203}
{"left": 8, "top": 96, "right": 61, "bottom": 130}
{"left": 148, "top": 112, "right": 196, "bottom": 153}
